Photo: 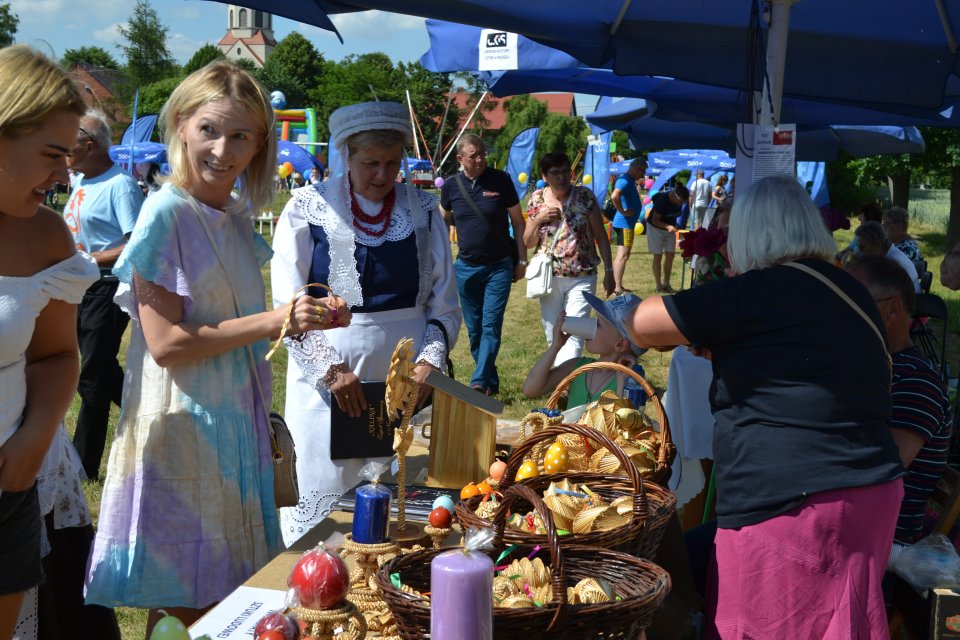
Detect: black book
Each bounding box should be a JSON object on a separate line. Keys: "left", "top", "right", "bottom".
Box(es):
{"left": 333, "top": 482, "right": 461, "bottom": 520}
{"left": 329, "top": 381, "right": 402, "bottom": 460}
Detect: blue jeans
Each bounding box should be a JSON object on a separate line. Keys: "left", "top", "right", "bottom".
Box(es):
{"left": 454, "top": 257, "right": 513, "bottom": 392}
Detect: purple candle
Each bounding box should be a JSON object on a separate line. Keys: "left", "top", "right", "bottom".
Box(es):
{"left": 351, "top": 482, "right": 391, "bottom": 544}
{"left": 430, "top": 548, "right": 493, "bottom": 639}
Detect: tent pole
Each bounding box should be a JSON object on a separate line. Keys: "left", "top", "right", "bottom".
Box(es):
{"left": 760, "top": 0, "right": 796, "bottom": 125}
{"left": 440, "top": 90, "right": 489, "bottom": 169}
{"left": 406, "top": 89, "right": 422, "bottom": 159}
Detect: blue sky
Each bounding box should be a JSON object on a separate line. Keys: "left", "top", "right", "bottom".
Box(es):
{"left": 10, "top": 1, "right": 432, "bottom": 66}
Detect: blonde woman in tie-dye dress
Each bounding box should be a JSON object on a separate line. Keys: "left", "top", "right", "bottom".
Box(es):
{"left": 84, "top": 61, "right": 347, "bottom": 632}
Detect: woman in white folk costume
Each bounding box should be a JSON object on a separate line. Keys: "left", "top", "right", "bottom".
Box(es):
{"left": 271, "top": 102, "right": 461, "bottom": 545}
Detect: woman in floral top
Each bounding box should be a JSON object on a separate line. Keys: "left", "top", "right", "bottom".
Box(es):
{"left": 524, "top": 152, "right": 614, "bottom": 365}
{"left": 882, "top": 206, "right": 924, "bottom": 263}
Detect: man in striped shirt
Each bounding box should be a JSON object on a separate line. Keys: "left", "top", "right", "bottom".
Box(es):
{"left": 847, "top": 255, "right": 951, "bottom": 545}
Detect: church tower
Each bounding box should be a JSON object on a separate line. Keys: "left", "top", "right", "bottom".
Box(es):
{"left": 218, "top": 5, "right": 276, "bottom": 68}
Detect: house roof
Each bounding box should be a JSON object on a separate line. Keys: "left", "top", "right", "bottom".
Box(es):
{"left": 219, "top": 36, "right": 265, "bottom": 66}
{"left": 448, "top": 91, "right": 577, "bottom": 131}
{"left": 75, "top": 63, "right": 125, "bottom": 96}
{"left": 218, "top": 28, "right": 275, "bottom": 48}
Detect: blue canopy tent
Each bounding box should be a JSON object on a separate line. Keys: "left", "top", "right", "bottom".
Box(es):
{"left": 119, "top": 114, "right": 158, "bottom": 145}
{"left": 212, "top": 1, "right": 960, "bottom": 117}
{"left": 277, "top": 140, "right": 325, "bottom": 178}
{"left": 400, "top": 157, "right": 434, "bottom": 176}
{"left": 108, "top": 141, "right": 167, "bottom": 165}
{"left": 586, "top": 98, "right": 926, "bottom": 161}
{"left": 421, "top": 19, "right": 960, "bottom": 128}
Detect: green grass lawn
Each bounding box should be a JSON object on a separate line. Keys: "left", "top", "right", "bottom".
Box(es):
{"left": 63, "top": 190, "right": 960, "bottom": 638}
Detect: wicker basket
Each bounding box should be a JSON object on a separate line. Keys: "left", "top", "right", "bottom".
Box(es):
{"left": 457, "top": 422, "right": 676, "bottom": 560}
{"left": 375, "top": 484, "right": 671, "bottom": 640}
{"left": 543, "top": 360, "right": 676, "bottom": 485}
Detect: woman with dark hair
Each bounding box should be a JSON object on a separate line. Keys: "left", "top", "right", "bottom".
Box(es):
{"left": 523, "top": 152, "right": 614, "bottom": 365}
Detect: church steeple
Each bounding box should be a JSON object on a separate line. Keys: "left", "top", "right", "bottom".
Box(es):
{"left": 219, "top": 5, "right": 275, "bottom": 68}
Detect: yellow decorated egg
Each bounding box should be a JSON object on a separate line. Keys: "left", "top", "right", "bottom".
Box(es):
{"left": 543, "top": 440, "right": 569, "bottom": 474}
{"left": 515, "top": 459, "right": 541, "bottom": 481}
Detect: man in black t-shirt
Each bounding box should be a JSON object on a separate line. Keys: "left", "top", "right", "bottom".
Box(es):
{"left": 439, "top": 134, "right": 526, "bottom": 395}
{"left": 648, "top": 183, "right": 688, "bottom": 293}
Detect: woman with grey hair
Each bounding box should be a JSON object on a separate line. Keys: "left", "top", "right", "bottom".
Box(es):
{"left": 626, "top": 176, "right": 904, "bottom": 638}
{"left": 855, "top": 220, "right": 921, "bottom": 292}
{"left": 271, "top": 102, "right": 461, "bottom": 545}
{"left": 882, "top": 205, "right": 924, "bottom": 263}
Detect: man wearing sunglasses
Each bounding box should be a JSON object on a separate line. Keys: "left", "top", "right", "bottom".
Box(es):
{"left": 64, "top": 109, "right": 145, "bottom": 479}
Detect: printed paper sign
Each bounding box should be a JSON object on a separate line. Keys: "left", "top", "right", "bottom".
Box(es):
{"left": 190, "top": 586, "right": 287, "bottom": 639}
{"left": 752, "top": 123, "right": 796, "bottom": 179}
{"left": 478, "top": 29, "right": 518, "bottom": 71}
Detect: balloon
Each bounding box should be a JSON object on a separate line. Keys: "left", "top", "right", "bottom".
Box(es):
{"left": 642, "top": 195, "right": 652, "bottom": 206}
{"left": 434, "top": 176, "right": 445, "bottom": 188}
{"left": 270, "top": 90, "right": 287, "bottom": 110}
{"left": 644, "top": 178, "right": 655, "bottom": 190}
{"left": 518, "top": 172, "right": 528, "bottom": 184}
{"left": 536, "top": 179, "right": 546, "bottom": 189}
{"left": 635, "top": 222, "right": 645, "bottom": 235}
{"left": 277, "top": 165, "right": 291, "bottom": 178}
{"left": 583, "top": 174, "right": 593, "bottom": 185}
{"left": 283, "top": 161, "right": 294, "bottom": 172}
{"left": 149, "top": 614, "right": 190, "bottom": 640}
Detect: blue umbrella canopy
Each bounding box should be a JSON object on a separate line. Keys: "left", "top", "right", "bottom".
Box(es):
{"left": 210, "top": 1, "right": 960, "bottom": 113}
{"left": 586, "top": 98, "right": 926, "bottom": 161}
{"left": 108, "top": 141, "right": 167, "bottom": 165}
{"left": 277, "top": 140, "right": 324, "bottom": 177}
{"left": 421, "top": 19, "right": 960, "bottom": 127}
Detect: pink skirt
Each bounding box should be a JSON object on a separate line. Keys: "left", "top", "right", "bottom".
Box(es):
{"left": 706, "top": 479, "right": 903, "bottom": 640}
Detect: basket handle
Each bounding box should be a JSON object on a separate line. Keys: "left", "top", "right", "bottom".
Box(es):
{"left": 491, "top": 484, "right": 568, "bottom": 631}
{"left": 545, "top": 361, "right": 674, "bottom": 481}
{"left": 500, "top": 423, "right": 648, "bottom": 526}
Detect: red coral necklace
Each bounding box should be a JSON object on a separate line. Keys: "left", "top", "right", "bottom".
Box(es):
{"left": 350, "top": 177, "right": 395, "bottom": 238}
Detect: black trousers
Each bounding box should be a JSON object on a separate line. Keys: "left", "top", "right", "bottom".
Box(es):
{"left": 73, "top": 276, "right": 128, "bottom": 479}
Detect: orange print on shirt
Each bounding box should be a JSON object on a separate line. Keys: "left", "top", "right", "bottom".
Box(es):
{"left": 64, "top": 187, "right": 85, "bottom": 239}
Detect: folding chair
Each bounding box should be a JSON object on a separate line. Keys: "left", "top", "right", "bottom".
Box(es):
{"left": 911, "top": 293, "right": 949, "bottom": 380}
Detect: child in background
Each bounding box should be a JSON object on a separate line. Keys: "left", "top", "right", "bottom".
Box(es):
{"left": 523, "top": 293, "right": 645, "bottom": 406}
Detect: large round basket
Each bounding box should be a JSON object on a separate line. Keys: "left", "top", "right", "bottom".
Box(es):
{"left": 456, "top": 422, "right": 676, "bottom": 561}
{"left": 544, "top": 360, "right": 676, "bottom": 485}
{"left": 375, "top": 484, "right": 671, "bottom": 640}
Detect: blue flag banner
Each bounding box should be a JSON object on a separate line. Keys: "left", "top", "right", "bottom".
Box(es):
{"left": 120, "top": 114, "right": 158, "bottom": 145}
{"left": 584, "top": 129, "right": 611, "bottom": 205}
{"left": 797, "top": 161, "right": 829, "bottom": 207}
{"left": 505, "top": 127, "right": 539, "bottom": 200}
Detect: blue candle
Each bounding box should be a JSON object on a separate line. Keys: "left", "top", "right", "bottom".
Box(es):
{"left": 352, "top": 482, "right": 391, "bottom": 544}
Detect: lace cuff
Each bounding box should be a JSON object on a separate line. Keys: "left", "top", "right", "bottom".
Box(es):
{"left": 285, "top": 330, "right": 345, "bottom": 392}
{"left": 416, "top": 323, "right": 447, "bottom": 371}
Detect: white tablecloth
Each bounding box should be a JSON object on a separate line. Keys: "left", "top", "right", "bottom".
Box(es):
{"left": 662, "top": 346, "right": 716, "bottom": 506}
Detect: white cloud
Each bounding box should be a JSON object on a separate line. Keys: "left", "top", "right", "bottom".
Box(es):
{"left": 329, "top": 11, "right": 424, "bottom": 38}
{"left": 168, "top": 32, "right": 211, "bottom": 64}
{"left": 93, "top": 22, "right": 124, "bottom": 44}
{"left": 12, "top": 0, "right": 125, "bottom": 15}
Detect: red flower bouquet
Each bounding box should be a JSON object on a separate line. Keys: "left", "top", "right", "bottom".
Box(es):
{"left": 679, "top": 227, "right": 729, "bottom": 285}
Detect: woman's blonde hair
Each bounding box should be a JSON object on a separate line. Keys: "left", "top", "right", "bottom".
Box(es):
{"left": 727, "top": 175, "right": 836, "bottom": 273}
{"left": 0, "top": 45, "right": 85, "bottom": 138}
{"left": 160, "top": 60, "right": 276, "bottom": 213}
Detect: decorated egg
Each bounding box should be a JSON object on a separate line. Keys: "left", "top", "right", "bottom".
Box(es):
{"left": 489, "top": 459, "right": 507, "bottom": 481}
{"left": 515, "top": 459, "right": 540, "bottom": 481}
{"left": 543, "top": 440, "right": 568, "bottom": 474}
{"left": 429, "top": 506, "right": 453, "bottom": 528}
{"left": 149, "top": 613, "right": 190, "bottom": 640}
{"left": 432, "top": 495, "right": 456, "bottom": 515}
{"left": 476, "top": 480, "right": 493, "bottom": 495}
{"left": 460, "top": 483, "right": 481, "bottom": 499}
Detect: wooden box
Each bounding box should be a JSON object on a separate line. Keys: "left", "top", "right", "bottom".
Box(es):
{"left": 424, "top": 370, "right": 504, "bottom": 488}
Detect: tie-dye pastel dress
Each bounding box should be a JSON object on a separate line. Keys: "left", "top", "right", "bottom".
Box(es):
{"left": 85, "top": 184, "right": 282, "bottom": 608}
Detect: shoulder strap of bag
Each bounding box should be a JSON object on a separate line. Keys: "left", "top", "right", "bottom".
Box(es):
{"left": 783, "top": 261, "right": 892, "bottom": 371}
{"left": 191, "top": 202, "right": 275, "bottom": 431}
{"left": 455, "top": 173, "right": 515, "bottom": 256}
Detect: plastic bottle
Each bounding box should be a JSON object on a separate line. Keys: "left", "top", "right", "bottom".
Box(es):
{"left": 623, "top": 364, "right": 647, "bottom": 409}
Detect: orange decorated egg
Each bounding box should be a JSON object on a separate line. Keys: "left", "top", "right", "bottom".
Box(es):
{"left": 460, "top": 483, "right": 481, "bottom": 500}
{"left": 476, "top": 481, "right": 493, "bottom": 495}
{"left": 489, "top": 460, "right": 507, "bottom": 481}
